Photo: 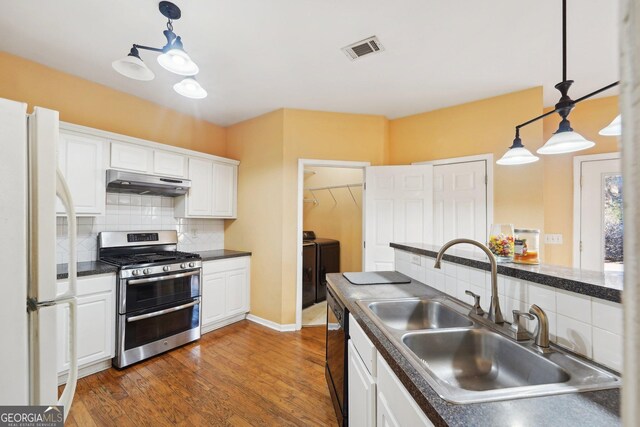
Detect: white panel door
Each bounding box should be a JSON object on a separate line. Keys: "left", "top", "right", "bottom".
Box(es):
{"left": 187, "top": 157, "right": 214, "bottom": 216}
{"left": 579, "top": 158, "right": 622, "bottom": 272}
{"left": 348, "top": 341, "right": 376, "bottom": 427}
{"left": 226, "top": 269, "right": 248, "bottom": 316}
{"left": 211, "top": 162, "right": 236, "bottom": 217}
{"left": 153, "top": 150, "right": 186, "bottom": 178}
{"left": 433, "top": 161, "right": 487, "bottom": 250}
{"left": 364, "top": 165, "right": 434, "bottom": 272}
{"left": 110, "top": 141, "right": 152, "bottom": 173}
{"left": 202, "top": 272, "right": 226, "bottom": 325}
{"left": 57, "top": 132, "right": 106, "bottom": 216}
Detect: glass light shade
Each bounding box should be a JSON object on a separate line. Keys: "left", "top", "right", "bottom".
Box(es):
{"left": 173, "top": 77, "right": 207, "bottom": 99}
{"left": 112, "top": 55, "right": 154, "bottom": 81}
{"left": 157, "top": 48, "right": 199, "bottom": 76}
{"left": 599, "top": 114, "right": 621, "bottom": 136}
{"left": 496, "top": 147, "right": 539, "bottom": 165}
{"left": 537, "top": 131, "right": 595, "bottom": 155}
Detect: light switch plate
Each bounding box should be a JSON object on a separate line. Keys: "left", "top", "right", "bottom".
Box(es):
{"left": 545, "top": 234, "right": 563, "bottom": 244}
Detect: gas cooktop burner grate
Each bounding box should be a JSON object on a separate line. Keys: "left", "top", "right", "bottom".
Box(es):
{"left": 101, "top": 250, "right": 201, "bottom": 267}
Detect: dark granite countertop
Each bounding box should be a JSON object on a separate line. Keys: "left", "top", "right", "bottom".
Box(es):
{"left": 327, "top": 273, "right": 621, "bottom": 427}
{"left": 56, "top": 261, "right": 118, "bottom": 280}
{"left": 196, "top": 249, "right": 251, "bottom": 262}
{"left": 56, "top": 250, "right": 251, "bottom": 280}
{"left": 391, "top": 242, "right": 622, "bottom": 303}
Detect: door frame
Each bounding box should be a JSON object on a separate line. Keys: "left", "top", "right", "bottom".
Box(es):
{"left": 572, "top": 152, "right": 622, "bottom": 269}
{"left": 412, "top": 153, "right": 494, "bottom": 239}
{"left": 296, "top": 159, "right": 370, "bottom": 330}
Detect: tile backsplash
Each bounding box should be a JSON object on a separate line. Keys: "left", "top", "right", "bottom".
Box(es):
{"left": 56, "top": 193, "right": 224, "bottom": 264}
{"left": 395, "top": 249, "right": 623, "bottom": 372}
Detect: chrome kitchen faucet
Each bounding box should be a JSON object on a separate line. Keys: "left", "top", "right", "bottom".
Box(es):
{"left": 434, "top": 239, "right": 505, "bottom": 324}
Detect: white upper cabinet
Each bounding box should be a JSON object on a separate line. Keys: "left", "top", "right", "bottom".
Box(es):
{"left": 153, "top": 150, "right": 186, "bottom": 178}
{"left": 175, "top": 157, "right": 238, "bottom": 218}
{"left": 184, "top": 157, "right": 214, "bottom": 216}
{"left": 212, "top": 161, "right": 237, "bottom": 217}
{"left": 56, "top": 131, "right": 106, "bottom": 216}
{"left": 110, "top": 141, "right": 152, "bottom": 173}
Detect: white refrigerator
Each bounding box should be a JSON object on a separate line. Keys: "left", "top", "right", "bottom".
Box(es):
{"left": 0, "top": 98, "right": 79, "bottom": 420}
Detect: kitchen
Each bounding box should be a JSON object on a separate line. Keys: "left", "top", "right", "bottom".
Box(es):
{"left": 0, "top": 1, "right": 638, "bottom": 426}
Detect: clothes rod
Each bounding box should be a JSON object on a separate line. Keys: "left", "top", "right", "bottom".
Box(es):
{"left": 304, "top": 183, "right": 363, "bottom": 192}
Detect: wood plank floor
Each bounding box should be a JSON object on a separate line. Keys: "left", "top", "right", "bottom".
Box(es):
{"left": 61, "top": 321, "right": 337, "bottom": 426}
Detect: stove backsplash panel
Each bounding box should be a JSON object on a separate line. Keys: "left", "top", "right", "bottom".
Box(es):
{"left": 56, "top": 194, "right": 224, "bottom": 264}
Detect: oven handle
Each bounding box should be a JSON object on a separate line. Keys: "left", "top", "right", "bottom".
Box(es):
{"left": 127, "top": 270, "right": 200, "bottom": 285}
{"left": 127, "top": 299, "right": 200, "bottom": 323}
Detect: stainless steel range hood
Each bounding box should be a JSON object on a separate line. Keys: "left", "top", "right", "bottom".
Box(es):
{"left": 106, "top": 169, "right": 191, "bottom": 197}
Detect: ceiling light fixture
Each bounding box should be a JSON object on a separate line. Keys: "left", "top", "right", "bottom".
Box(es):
{"left": 173, "top": 77, "right": 207, "bottom": 99}
{"left": 112, "top": 1, "right": 206, "bottom": 99}
{"left": 496, "top": 129, "right": 539, "bottom": 165}
{"left": 498, "top": 0, "right": 618, "bottom": 164}
{"left": 599, "top": 114, "right": 622, "bottom": 136}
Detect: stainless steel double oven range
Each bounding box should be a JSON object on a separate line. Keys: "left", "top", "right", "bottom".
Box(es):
{"left": 98, "top": 231, "right": 202, "bottom": 368}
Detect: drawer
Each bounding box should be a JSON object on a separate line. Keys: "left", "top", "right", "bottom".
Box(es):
{"left": 203, "top": 256, "right": 250, "bottom": 275}
{"left": 57, "top": 273, "right": 115, "bottom": 297}
{"left": 349, "top": 313, "right": 377, "bottom": 377}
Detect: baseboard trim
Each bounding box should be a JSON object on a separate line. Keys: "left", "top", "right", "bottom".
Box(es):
{"left": 202, "top": 313, "right": 247, "bottom": 334}
{"left": 246, "top": 314, "right": 297, "bottom": 332}
{"left": 58, "top": 358, "right": 112, "bottom": 386}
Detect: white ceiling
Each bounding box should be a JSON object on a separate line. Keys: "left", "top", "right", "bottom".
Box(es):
{"left": 1, "top": 0, "right": 619, "bottom": 126}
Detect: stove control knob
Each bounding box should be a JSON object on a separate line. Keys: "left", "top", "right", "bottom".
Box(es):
{"left": 188, "top": 262, "right": 195, "bottom": 268}
{"left": 180, "top": 263, "right": 186, "bottom": 269}
{"left": 132, "top": 269, "right": 140, "bottom": 276}
{"left": 143, "top": 268, "right": 151, "bottom": 275}
{"left": 163, "top": 266, "right": 171, "bottom": 272}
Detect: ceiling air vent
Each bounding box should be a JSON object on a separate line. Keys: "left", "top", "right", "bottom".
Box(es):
{"left": 342, "top": 36, "right": 384, "bottom": 61}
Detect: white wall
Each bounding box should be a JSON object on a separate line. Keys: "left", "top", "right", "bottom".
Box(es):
{"left": 56, "top": 193, "right": 224, "bottom": 263}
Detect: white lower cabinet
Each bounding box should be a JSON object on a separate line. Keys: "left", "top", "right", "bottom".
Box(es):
{"left": 202, "top": 256, "right": 251, "bottom": 332}
{"left": 377, "top": 353, "right": 434, "bottom": 427}
{"left": 349, "top": 341, "right": 376, "bottom": 427}
{"left": 56, "top": 274, "right": 115, "bottom": 383}
{"left": 348, "top": 313, "right": 433, "bottom": 427}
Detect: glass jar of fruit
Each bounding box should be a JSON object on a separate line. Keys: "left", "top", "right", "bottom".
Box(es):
{"left": 514, "top": 228, "right": 540, "bottom": 265}
{"left": 488, "top": 224, "right": 515, "bottom": 263}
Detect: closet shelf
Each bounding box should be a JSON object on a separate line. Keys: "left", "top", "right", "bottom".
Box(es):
{"left": 303, "top": 183, "right": 362, "bottom": 207}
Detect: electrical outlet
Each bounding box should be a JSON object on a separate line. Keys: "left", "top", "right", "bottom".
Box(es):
{"left": 410, "top": 254, "right": 422, "bottom": 266}
{"left": 544, "top": 234, "right": 563, "bottom": 245}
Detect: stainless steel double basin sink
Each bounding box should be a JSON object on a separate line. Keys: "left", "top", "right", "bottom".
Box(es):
{"left": 357, "top": 297, "right": 621, "bottom": 404}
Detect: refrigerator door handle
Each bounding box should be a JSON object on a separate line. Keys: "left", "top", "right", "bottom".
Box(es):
{"left": 56, "top": 168, "right": 77, "bottom": 299}
{"left": 55, "top": 297, "right": 77, "bottom": 420}
{"left": 54, "top": 168, "right": 78, "bottom": 420}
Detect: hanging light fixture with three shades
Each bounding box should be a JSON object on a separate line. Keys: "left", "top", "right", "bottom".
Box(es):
{"left": 111, "top": 1, "right": 207, "bottom": 99}
{"left": 497, "top": 0, "right": 621, "bottom": 166}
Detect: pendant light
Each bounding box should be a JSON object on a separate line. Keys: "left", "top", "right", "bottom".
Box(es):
{"left": 111, "top": 47, "right": 155, "bottom": 81}
{"left": 173, "top": 77, "right": 207, "bottom": 99}
{"left": 112, "top": 2, "right": 206, "bottom": 99}
{"left": 498, "top": 0, "right": 618, "bottom": 165}
{"left": 157, "top": 36, "right": 199, "bottom": 76}
{"left": 599, "top": 114, "right": 622, "bottom": 136}
{"left": 497, "top": 130, "right": 539, "bottom": 165}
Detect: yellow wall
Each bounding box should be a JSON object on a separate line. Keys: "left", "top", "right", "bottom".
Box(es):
{"left": 224, "top": 110, "right": 285, "bottom": 323}
{"left": 542, "top": 96, "right": 620, "bottom": 267}
{"left": 303, "top": 167, "right": 364, "bottom": 273}
{"left": 280, "top": 109, "right": 388, "bottom": 323}
{"left": 389, "top": 87, "right": 546, "bottom": 245}
{"left": 226, "top": 108, "right": 388, "bottom": 324}
{"left": 0, "top": 52, "right": 226, "bottom": 156}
